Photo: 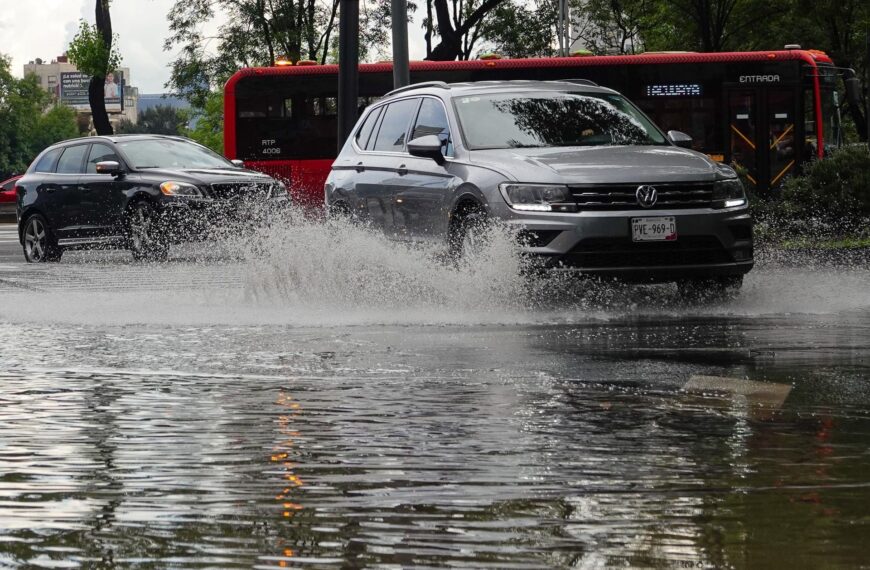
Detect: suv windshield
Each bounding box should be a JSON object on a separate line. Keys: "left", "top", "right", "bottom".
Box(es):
{"left": 455, "top": 90, "right": 667, "bottom": 149}
{"left": 117, "top": 138, "right": 233, "bottom": 169}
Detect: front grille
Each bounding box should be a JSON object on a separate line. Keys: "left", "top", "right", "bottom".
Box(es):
{"left": 209, "top": 182, "right": 273, "bottom": 200}
{"left": 563, "top": 236, "right": 732, "bottom": 268}
{"left": 569, "top": 182, "right": 714, "bottom": 210}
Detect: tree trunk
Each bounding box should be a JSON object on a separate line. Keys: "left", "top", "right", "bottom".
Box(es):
{"left": 91, "top": 0, "right": 113, "bottom": 135}
{"left": 427, "top": 0, "right": 506, "bottom": 60}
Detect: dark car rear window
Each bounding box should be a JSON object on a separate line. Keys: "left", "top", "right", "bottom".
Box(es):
{"left": 33, "top": 148, "right": 63, "bottom": 173}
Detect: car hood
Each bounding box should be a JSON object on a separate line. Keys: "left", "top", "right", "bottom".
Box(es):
{"left": 135, "top": 167, "right": 276, "bottom": 185}
{"left": 469, "top": 145, "right": 720, "bottom": 184}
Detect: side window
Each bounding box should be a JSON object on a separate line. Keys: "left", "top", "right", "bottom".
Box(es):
{"left": 86, "top": 143, "right": 120, "bottom": 173}
{"left": 56, "top": 145, "right": 88, "bottom": 174}
{"left": 355, "top": 106, "right": 383, "bottom": 150}
{"left": 372, "top": 98, "right": 420, "bottom": 152}
{"left": 34, "top": 148, "right": 64, "bottom": 173}
{"left": 412, "top": 98, "right": 454, "bottom": 156}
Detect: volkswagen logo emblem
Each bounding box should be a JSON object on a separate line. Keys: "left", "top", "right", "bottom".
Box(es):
{"left": 636, "top": 185, "right": 658, "bottom": 208}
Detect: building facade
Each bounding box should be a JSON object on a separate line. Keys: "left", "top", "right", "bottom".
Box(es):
{"left": 23, "top": 54, "right": 139, "bottom": 128}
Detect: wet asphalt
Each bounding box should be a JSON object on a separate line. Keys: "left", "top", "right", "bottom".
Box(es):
{"left": 1, "top": 222, "right": 869, "bottom": 568}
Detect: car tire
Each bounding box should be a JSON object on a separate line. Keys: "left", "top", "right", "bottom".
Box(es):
{"left": 677, "top": 275, "right": 743, "bottom": 303}
{"left": 448, "top": 203, "right": 488, "bottom": 263}
{"left": 127, "top": 201, "right": 169, "bottom": 262}
{"left": 328, "top": 201, "right": 353, "bottom": 221}
{"left": 21, "top": 214, "right": 62, "bottom": 263}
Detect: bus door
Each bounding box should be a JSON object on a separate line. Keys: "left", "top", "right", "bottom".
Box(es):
{"left": 726, "top": 88, "right": 760, "bottom": 191}
{"left": 765, "top": 89, "right": 797, "bottom": 189}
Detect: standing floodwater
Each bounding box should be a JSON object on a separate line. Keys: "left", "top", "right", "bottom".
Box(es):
{"left": 1, "top": 218, "right": 869, "bottom": 568}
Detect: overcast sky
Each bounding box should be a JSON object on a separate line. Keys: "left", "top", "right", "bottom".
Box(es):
{"left": 2, "top": 0, "right": 428, "bottom": 93}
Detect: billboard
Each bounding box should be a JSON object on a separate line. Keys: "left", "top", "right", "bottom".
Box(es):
{"left": 60, "top": 70, "right": 124, "bottom": 112}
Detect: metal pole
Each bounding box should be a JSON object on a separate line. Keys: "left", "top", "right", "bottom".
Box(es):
{"left": 557, "top": 0, "right": 565, "bottom": 56}
{"left": 866, "top": 30, "right": 869, "bottom": 149}
{"left": 391, "top": 0, "right": 410, "bottom": 89}
{"left": 338, "top": 0, "right": 360, "bottom": 153}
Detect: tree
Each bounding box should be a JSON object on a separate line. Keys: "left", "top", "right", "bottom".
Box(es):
{"left": 182, "top": 91, "right": 225, "bottom": 153}
{"left": 476, "top": 0, "right": 558, "bottom": 58}
{"left": 116, "top": 105, "right": 190, "bottom": 135}
{"left": 425, "top": 0, "right": 509, "bottom": 60}
{"left": 67, "top": 1, "right": 121, "bottom": 135}
{"left": 0, "top": 55, "right": 78, "bottom": 176}
{"left": 165, "top": 0, "right": 347, "bottom": 108}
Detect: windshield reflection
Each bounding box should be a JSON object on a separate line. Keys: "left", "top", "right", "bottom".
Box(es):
{"left": 456, "top": 91, "right": 667, "bottom": 150}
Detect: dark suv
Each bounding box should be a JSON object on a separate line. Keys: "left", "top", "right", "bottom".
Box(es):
{"left": 17, "top": 135, "right": 288, "bottom": 262}
{"left": 326, "top": 80, "right": 753, "bottom": 297}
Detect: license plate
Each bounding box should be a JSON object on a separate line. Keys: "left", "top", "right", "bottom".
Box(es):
{"left": 631, "top": 216, "right": 677, "bottom": 242}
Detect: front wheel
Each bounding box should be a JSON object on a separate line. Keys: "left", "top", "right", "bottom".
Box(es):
{"left": 448, "top": 205, "right": 488, "bottom": 264}
{"left": 127, "top": 201, "right": 169, "bottom": 262}
{"left": 677, "top": 275, "right": 743, "bottom": 303}
{"left": 22, "top": 214, "right": 62, "bottom": 263}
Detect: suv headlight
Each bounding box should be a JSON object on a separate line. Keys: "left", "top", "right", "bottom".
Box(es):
{"left": 712, "top": 178, "right": 746, "bottom": 208}
{"left": 499, "top": 183, "right": 573, "bottom": 212}
{"left": 160, "top": 181, "right": 202, "bottom": 197}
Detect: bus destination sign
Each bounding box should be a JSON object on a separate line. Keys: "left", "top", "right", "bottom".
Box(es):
{"left": 644, "top": 84, "right": 702, "bottom": 97}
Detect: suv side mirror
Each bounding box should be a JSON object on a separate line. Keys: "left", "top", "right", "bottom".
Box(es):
{"left": 667, "top": 130, "right": 693, "bottom": 149}
{"left": 408, "top": 135, "right": 446, "bottom": 165}
{"left": 95, "top": 160, "right": 124, "bottom": 176}
{"left": 231, "top": 159, "right": 245, "bottom": 168}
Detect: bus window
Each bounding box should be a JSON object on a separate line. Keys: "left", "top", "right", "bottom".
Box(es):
{"left": 237, "top": 95, "right": 376, "bottom": 160}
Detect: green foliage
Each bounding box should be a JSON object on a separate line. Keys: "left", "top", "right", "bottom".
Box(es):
{"left": 182, "top": 92, "right": 225, "bottom": 154}
{"left": 478, "top": 0, "right": 557, "bottom": 58}
{"left": 776, "top": 145, "right": 870, "bottom": 235}
{"left": 116, "top": 105, "right": 191, "bottom": 135}
{"left": 165, "top": 0, "right": 395, "bottom": 106}
{"left": 33, "top": 105, "right": 79, "bottom": 152}
{"left": 0, "top": 55, "right": 78, "bottom": 176}
{"left": 66, "top": 19, "right": 121, "bottom": 77}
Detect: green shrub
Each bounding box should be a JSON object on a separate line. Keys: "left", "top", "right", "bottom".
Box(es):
{"left": 778, "top": 145, "right": 870, "bottom": 236}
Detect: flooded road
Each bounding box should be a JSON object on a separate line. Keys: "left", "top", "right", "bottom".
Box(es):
{"left": 1, "top": 221, "right": 869, "bottom": 568}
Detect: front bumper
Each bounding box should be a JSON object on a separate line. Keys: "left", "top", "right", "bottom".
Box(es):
{"left": 496, "top": 204, "right": 754, "bottom": 282}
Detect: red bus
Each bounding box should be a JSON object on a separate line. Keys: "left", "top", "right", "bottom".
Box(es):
{"left": 224, "top": 49, "right": 842, "bottom": 204}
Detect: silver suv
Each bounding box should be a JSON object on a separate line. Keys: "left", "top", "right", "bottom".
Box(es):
{"left": 326, "top": 80, "right": 753, "bottom": 296}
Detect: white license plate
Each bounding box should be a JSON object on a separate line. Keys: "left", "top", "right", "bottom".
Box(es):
{"left": 631, "top": 216, "right": 677, "bottom": 242}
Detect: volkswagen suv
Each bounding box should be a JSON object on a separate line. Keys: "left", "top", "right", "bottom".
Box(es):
{"left": 326, "top": 80, "right": 753, "bottom": 297}
{"left": 17, "top": 134, "right": 288, "bottom": 262}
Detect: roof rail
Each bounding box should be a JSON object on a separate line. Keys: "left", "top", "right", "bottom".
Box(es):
{"left": 559, "top": 78, "right": 599, "bottom": 87}
{"left": 384, "top": 81, "right": 450, "bottom": 97}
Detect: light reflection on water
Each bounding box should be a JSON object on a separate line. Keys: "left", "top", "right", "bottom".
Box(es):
{"left": 1, "top": 316, "right": 869, "bottom": 568}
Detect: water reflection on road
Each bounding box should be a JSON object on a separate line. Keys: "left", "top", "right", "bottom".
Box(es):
{"left": 1, "top": 246, "right": 869, "bottom": 568}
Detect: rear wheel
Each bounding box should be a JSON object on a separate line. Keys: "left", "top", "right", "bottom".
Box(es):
{"left": 448, "top": 203, "right": 488, "bottom": 263}
{"left": 127, "top": 201, "right": 169, "bottom": 262}
{"left": 22, "top": 214, "right": 62, "bottom": 263}
{"left": 677, "top": 275, "right": 743, "bottom": 303}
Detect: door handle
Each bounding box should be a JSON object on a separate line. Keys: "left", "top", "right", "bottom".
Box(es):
{"left": 398, "top": 164, "right": 408, "bottom": 176}
{"left": 355, "top": 162, "right": 365, "bottom": 173}
{"left": 78, "top": 186, "right": 91, "bottom": 192}
{"left": 46, "top": 188, "right": 56, "bottom": 193}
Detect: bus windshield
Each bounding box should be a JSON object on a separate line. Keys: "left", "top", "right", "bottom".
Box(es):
{"left": 454, "top": 91, "right": 668, "bottom": 150}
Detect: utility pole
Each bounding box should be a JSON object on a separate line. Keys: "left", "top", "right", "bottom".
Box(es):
{"left": 391, "top": 0, "right": 410, "bottom": 89}
{"left": 337, "top": 0, "right": 360, "bottom": 152}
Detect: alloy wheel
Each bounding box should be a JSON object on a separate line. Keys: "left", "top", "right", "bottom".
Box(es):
{"left": 23, "top": 217, "right": 48, "bottom": 262}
